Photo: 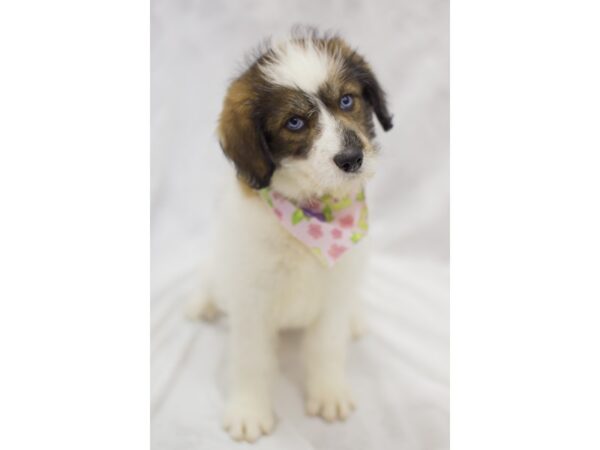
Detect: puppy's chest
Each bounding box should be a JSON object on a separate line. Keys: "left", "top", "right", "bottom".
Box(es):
{"left": 262, "top": 219, "right": 330, "bottom": 328}
{"left": 224, "top": 185, "right": 360, "bottom": 328}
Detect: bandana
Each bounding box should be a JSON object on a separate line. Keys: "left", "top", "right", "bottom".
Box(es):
{"left": 259, "top": 188, "right": 369, "bottom": 267}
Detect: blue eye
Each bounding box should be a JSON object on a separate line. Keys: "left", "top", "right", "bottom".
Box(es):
{"left": 339, "top": 94, "right": 354, "bottom": 110}
{"left": 285, "top": 116, "right": 305, "bottom": 131}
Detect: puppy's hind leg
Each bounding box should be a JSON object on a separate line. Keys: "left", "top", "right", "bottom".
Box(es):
{"left": 185, "top": 294, "right": 220, "bottom": 322}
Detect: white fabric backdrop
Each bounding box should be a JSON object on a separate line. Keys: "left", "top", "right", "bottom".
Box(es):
{"left": 151, "top": 1, "right": 448, "bottom": 448}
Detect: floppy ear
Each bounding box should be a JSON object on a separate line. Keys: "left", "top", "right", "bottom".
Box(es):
{"left": 360, "top": 66, "right": 393, "bottom": 132}
{"left": 349, "top": 54, "right": 393, "bottom": 132}
{"left": 218, "top": 78, "right": 274, "bottom": 189}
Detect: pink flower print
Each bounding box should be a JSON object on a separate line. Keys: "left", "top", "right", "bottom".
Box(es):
{"left": 272, "top": 192, "right": 284, "bottom": 201}
{"left": 274, "top": 208, "right": 283, "bottom": 219}
{"left": 308, "top": 223, "right": 323, "bottom": 239}
{"left": 328, "top": 244, "right": 347, "bottom": 260}
{"left": 331, "top": 228, "right": 343, "bottom": 239}
{"left": 339, "top": 214, "right": 354, "bottom": 228}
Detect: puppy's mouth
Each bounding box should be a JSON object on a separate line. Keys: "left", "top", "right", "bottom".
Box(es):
{"left": 339, "top": 168, "right": 365, "bottom": 180}
{"left": 331, "top": 165, "right": 373, "bottom": 194}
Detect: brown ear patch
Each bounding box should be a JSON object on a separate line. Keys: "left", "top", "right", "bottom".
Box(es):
{"left": 329, "top": 38, "right": 394, "bottom": 132}
{"left": 218, "top": 72, "right": 274, "bottom": 189}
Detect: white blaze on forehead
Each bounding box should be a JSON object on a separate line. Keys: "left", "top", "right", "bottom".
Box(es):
{"left": 314, "top": 103, "right": 341, "bottom": 156}
{"left": 259, "top": 39, "right": 341, "bottom": 94}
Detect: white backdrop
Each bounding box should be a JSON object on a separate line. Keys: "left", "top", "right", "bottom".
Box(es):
{"left": 151, "top": 0, "right": 448, "bottom": 448}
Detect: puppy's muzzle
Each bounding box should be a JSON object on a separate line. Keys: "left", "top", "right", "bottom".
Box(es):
{"left": 335, "top": 128, "right": 364, "bottom": 173}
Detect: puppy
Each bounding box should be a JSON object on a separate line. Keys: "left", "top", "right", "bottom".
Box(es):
{"left": 187, "top": 29, "right": 393, "bottom": 442}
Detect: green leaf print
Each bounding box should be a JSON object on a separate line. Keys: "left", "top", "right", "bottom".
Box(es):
{"left": 358, "top": 206, "right": 369, "bottom": 231}
{"left": 322, "top": 205, "right": 334, "bottom": 222}
{"left": 331, "top": 196, "right": 352, "bottom": 211}
{"left": 291, "top": 208, "right": 306, "bottom": 225}
{"left": 259, "top": 188, "right": 273, "bottom": 208}
{"left": 351, "top": 232, "right": 364, "bottom": 244}
{"left": 355, "top": 190, "right": 365, "bottom": 202}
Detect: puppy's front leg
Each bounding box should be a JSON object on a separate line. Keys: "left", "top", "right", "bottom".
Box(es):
{"left": 223, "top": 307, "right": 277, "bottom": 442}
{"left": 303, "top": 305, "right": 355, "bottom": 422}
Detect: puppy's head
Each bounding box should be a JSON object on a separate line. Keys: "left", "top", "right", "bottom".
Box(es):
{"left": 218, "top": 30, "right": 393, "bottom": 201}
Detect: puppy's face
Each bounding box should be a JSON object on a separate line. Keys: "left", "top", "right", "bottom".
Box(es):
{"left": 218, "top": 33, "right": 392, "bottom": 201}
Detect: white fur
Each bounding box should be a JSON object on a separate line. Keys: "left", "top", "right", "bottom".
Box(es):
{"left": 259, "top": 39, "right": 342, "bottom": 95}
{"left": 187, "top": 177, "right": 368, "bottom": 442}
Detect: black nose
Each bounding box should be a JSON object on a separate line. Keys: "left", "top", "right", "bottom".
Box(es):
{"left": 334, "top": 148, "right": 363, "bottom": 173}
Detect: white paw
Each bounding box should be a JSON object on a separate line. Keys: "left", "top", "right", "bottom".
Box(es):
{"left": 184, "top": 296, "right": 219, "bottom": 322}
{"left": 223, "top": 400, "right": 275, "bottom": 442}
{"left": 306, "top": 380, "right": 355, "bottom": 422}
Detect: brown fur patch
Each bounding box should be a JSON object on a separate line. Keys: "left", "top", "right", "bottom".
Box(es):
{"left": 323, "top": 36, "right": 393, "bottom": 132}
{"left": 318, "top": 79, "right": 377, "bottom": 145}
{"left": 261, "top": 87, "right": 320, "bottom": 160}
{"left": 218, "top": 66, "right": 274, "bottom": 189}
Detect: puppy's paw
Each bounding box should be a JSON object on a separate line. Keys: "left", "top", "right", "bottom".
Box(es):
{"left": 223, "top": 400, "right": 275, "bottom": 442}
{"left": 306, "top": 379, "right": 355, "bottom": 422}
{"left": 184, "top": 296, "right": 220, "bottom": 322}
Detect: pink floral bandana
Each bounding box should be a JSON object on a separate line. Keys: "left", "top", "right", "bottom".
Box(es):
{"left": 259, "top": 188, "right": 369, "bottom": 267}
